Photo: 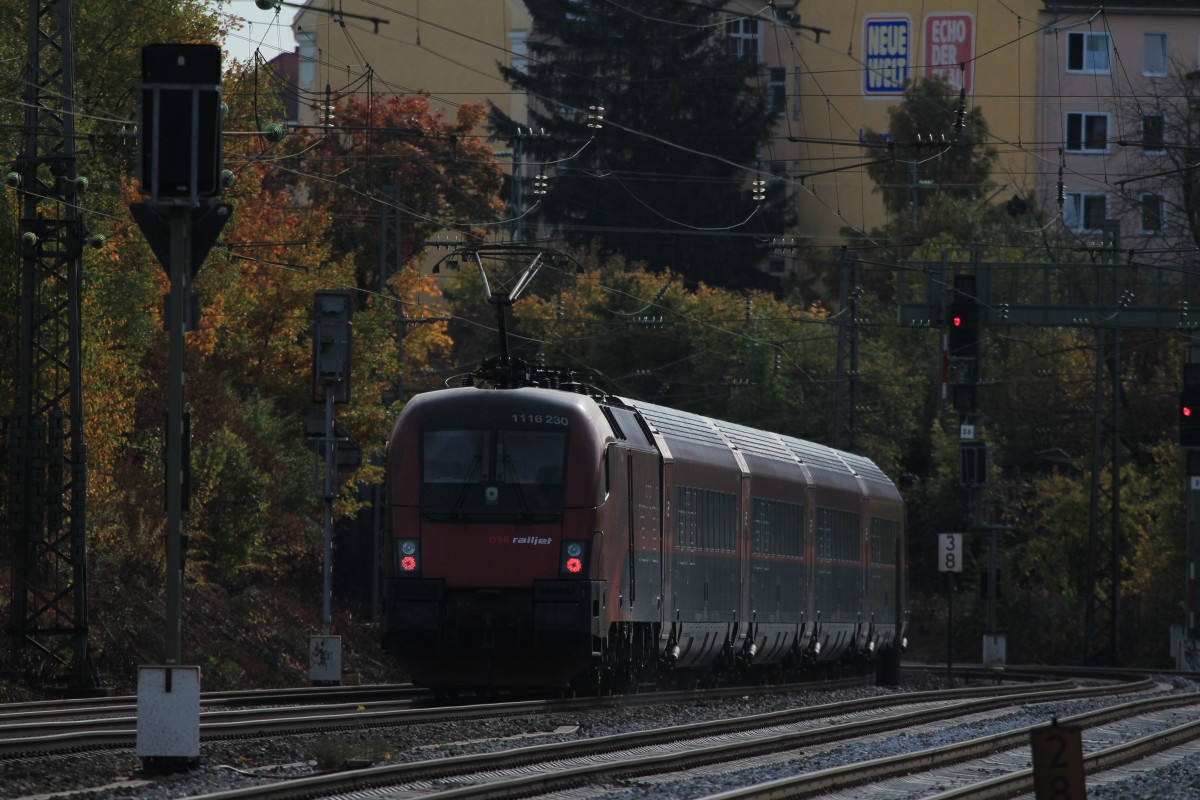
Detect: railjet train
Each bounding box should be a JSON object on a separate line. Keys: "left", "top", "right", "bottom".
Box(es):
{"left": 382, "top": 383, "right": 906, "bottom": 691}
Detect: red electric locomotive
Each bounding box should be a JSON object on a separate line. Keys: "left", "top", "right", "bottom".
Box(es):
{"left": 382, "top": 383, "right": 906, "bottom": 692}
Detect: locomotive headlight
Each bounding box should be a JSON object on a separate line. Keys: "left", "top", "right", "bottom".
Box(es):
{"left": 401, "top": 541, "right": 417, "bottom": 556}
{"left": 566, "top": 542, "right": 583, "bottom": 558}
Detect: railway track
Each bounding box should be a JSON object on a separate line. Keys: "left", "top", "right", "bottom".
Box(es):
{"left": 146, "top": 678, "right": 1157, "bottom": 800}
{"left": 9, "top": 670, "right": 1195, "bottom": 800}
{"left": 697, "top": 691, "right": 1200, "bottom": 799}
{"left": 0, "top": 675, "right": 871, "bottom": 758}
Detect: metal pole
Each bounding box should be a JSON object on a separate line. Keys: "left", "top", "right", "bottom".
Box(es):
{"left": 947, "top": 572, "right": 955, "bottom": 687}
{"left": 988, "top": 525, "right": 997, "bottom": 634}
{"left": 322, "top": 385, "right": 334, "bottom": 637}
{"left": 848, "top": 256, "right": 860, "bottom": 452}
{"left": 165, "top": 206, "right": 188, "bottom": 664}
{"left": 834, "top": 257, "right": 847, "bottom": 449}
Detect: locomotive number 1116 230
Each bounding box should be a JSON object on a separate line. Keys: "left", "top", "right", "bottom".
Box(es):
{"left": 512, "top": 413, "right": 569, "bottom": 426}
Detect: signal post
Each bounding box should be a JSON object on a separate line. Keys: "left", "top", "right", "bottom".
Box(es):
{"left": 306, "top": 291, "right": 359, "bottom": 685}
{"left": 131, "top": 43, "right": 229, "bottom": 770}
{"left": 1183, "top": 346, "right": 1200, "bottom": 671}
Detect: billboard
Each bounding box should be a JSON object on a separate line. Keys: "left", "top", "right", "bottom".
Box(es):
{"left": 863, "top": 14, "right": 911, "bottom": 97}
{"left": 924, "top": 13, "right": 975, "bottom": 95}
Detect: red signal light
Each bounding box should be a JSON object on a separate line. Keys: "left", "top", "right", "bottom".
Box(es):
{"left": 565, "top": 557, "right": 582, "bottom": 574}
{"left": 401, "top": 555, "right": 417, "bottom": 572}
{"left": 1185, "top": 406, "right": 1194, "bottom": 418}
{"left": 952, "top": 315, "right": 963, "bottom": 327}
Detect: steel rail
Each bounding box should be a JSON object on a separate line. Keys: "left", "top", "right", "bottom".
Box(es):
{"left": 696, "top": 691, "right": 1200, "bottom": 799}
{"left": 922, "top": 715, "right": 1200, "bottom": 800}
{"left": 0, "top": 676, "right": 873, "bottom": 756}
{"left": 178, "top": 681, "right": 1153, "bottom": 800}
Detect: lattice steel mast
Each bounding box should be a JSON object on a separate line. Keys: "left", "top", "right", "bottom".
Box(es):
{"left": 7, "top": 0, "right": 94, "bottom": 690}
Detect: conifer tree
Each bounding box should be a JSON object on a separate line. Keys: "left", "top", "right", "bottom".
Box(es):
{"left": 490, "top": 0, "right": 792, "bottom": 290}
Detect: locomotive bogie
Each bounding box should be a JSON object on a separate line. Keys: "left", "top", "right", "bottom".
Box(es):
{"left": 382, "top": 387, "right": 907, "bottom": 691}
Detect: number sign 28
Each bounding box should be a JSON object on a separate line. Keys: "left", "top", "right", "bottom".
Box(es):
{"left": 938, "top": 533, "right": 963, "bottom": 573}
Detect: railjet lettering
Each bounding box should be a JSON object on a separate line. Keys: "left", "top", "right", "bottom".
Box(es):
{"left": 863, "top": 16, "right": 910, "bottom": 96}
{"left": 489, "top": 535, "right": 553, "bottom": 546}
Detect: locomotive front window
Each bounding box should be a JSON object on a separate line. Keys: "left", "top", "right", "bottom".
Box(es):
{"left": 423, "top": 430, "right": 489, "bottom": 483}
{"left": 495, "top": 431, "right": 565, "bottom": 486}
{"left": 421, "top": 427, "right": 566, "bottom": 518}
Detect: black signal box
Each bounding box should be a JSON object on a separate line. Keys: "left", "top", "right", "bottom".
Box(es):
{"left": 140, "top": 44, "right": 222, "bottom": 202}
{"left": 947, "top": 274, "right": 979, "bottom": 359}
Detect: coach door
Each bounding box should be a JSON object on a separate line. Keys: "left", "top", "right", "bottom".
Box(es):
{"left": 627, "top": 449, "right": 662, "bottom": 623}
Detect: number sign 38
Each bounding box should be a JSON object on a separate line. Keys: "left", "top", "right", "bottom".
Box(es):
{"left": 938, "top": 533, "right": 963, "bottom": 573}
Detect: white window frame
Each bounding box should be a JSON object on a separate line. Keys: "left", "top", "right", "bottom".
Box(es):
{"left": 725, "top": 16, "right": 760, "bottom": 62}
{"left": 1140, "top": 192, "right": 1166, "bottom": 235}
{"left": 1142, "top": 112, "right": 1166, "bottom": 155}
{"left": 1067, "top": 31, "right": 1112, "bottom": 74}
{"left": 1065, "top": 111, "right": 1111, "bottom": 154}
{"left": 1063, "top": 191, "right": 1107, "bottom": 233}
{"left": 1144, "top": 33, "right": 1168, "bottom": 77}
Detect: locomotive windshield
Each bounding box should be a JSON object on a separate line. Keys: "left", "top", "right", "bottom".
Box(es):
{"left": 421, "top": 428, "right": 567, "bottom": 519}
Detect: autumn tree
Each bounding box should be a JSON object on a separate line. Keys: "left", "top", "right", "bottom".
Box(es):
{"left": 285, "top": 94, "right": 506, "bottom": 295}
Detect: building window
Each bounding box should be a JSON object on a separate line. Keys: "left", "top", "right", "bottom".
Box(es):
{"left": 1067, "top": 31, "right": 1111, "bottom": 74}
{"left": 297, "top": 31, "right": 317, "bottom": 91}
{"left": 792, "top": 68, "right": 802, "bottom": 120}
{"left": 726, "top": 16, "right": 759, "bottom": 61}
{"left": 1144, "top": 33, "right": 1168, "bottom": 76}
{"left": 768, "top": 67, "right": 786, "bottom": 117}
{"left": 1142, "top": 113, "right": 1165, "bottom": 154}
{"left": 1140, "top": 193, "right": 1165, "bottom": 234}
{"left": 509, "top": 30, "right": 529, "bottom": 75}
{"left": 1064, "top": 192, "right": 1107, "bottom": 232}
{"left": 1065, "top": 112, "right": 1110, "bottom": 153}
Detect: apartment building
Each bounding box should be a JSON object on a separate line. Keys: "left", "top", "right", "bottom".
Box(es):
{"left": 1034, "top": 1, "right": 1200, "bottom": 256}
{"left": 290, "top": 1, "right": 531, "bottom": 128}
{"left": 289, "top": 2, "right": 1089, "bottom": 273}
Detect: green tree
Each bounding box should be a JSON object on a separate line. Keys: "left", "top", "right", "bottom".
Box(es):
{"left": 444, "top": 246, "right": 921, "bottom": 478}
{"left": 861, "top": 75, "right": 998, "bottom": 227}
{"left": 489, "top": 0, "right": 792, "bottom": 291}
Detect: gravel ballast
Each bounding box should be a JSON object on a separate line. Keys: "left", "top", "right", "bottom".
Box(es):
{"left": 5, "top": 675, "right": 1200, "bottom": 800}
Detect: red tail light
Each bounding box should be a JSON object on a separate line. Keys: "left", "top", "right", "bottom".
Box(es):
{"left": 560, "top": 541, "right": 588, "bottom": 577}
{"left": 397, "top": 539, "right": 420, "bottom": 575}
